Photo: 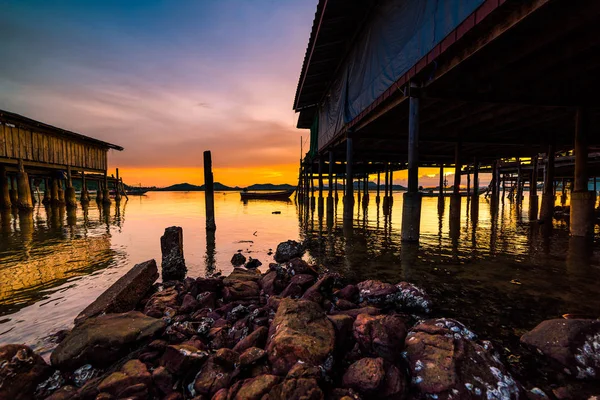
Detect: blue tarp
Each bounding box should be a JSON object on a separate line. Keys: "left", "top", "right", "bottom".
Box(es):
{"left": 317, "top": 0, "right": 485, "bottom": 150}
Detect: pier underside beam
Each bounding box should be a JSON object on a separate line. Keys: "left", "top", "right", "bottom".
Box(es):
{"left": 570, "top": 108, "right": 596, "bottom": 237}
{"left": 402, "top": 84, "right": 422, "bottom": 242}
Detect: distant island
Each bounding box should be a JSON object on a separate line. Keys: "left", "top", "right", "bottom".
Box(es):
{"left": 124, "top": 182, "right": 297, "bottom": 192}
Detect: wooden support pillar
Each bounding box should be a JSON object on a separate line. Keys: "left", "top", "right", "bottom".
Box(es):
{"left": 453, "top": 143, "right": 461, "bottom": 196}
{"left": 204, "top": 150, "right": 216, "bottom": 231}
{"left": 81, "top": 171, "right": 90, "bottom": 204}
{"left": 95, "top": 180, "right": 103, "bottom": 204}
{"left": 65, "top": 166, "right": 77, "bottom": 208}
{"left": 318, "top": 156, "right": 324, "bottom": 216}
{"left": 529, "top": 154, "right": 539, "bottom": 220}
{"left": 540, "top": 144, "right": 556, "bottom": 223}
{"left": 439, "top": 165, "right": 444, "bottom": 198}
{"left": 450, "top": 143, "right": 462, "bottom": 229}
{"left": 327, "top": 152, "right": 334, "bottom": 218}
{"left": 466, "top": 169, "right": 471, "bottom": 197}
{"left": 9, "top": 176, "right": 18, "bottom": 205}
{"left": 0, "top": 166, "right": 11, "bottom": 209}
{"left": 472, "top": 159, "right": 479, "bottom": 200}
{"left": 363, "top": 174, "right": 369, "bottom": 203}
{"left": 389, "top": 168, "right": 394, "bottom": 206}
{"left": 102, "top": 170, "right": 111, "bottom": 205}
{"left": 115, "top": 168, "right": 122, "bottom": 202}
{"left": 42, "top": 178, "right": 50, "bottom": 205}
{"left": 570, "top": 108, "right": 595, "bottom": 237}
{"left": 343, "top": 137, "right": 354, "bottom": 222}
{"left": 15, "top": 159, "right": 33, "bottom": 210}
{"left": 516, "top": 158, "right": 523, "bottom": 204}
{"left": 402, "top": 83, "right": 422, "bottom": 242}
{"left": 561, "top": 178, "right": 567, "bottom": 206}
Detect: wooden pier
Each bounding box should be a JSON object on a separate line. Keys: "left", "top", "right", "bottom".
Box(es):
{"left": 294, "top": 0, "right": 600, "bottom": 240}
{"left": 0, "top": 110, "right": 124, "bottom": 210}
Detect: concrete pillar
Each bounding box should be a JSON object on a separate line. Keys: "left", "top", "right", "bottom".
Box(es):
{"left": 0, "top": 165, "right": 11, "bottom": 209}
{"left": 363, "top": 175, "right": 369, "bottom": 204}
{"left": 383, "top": 164, "right": 390, "bottom": 211}
{"left": 450, "top": 143, "right": 462, "bottom": 233}
{"left": 343, "top": 137, "right": 354, "bottom": 222}
{"left": 466, "top": 169, "right": 471, "bottom": 197}
{"left": 15, "top": 159, "right": 33, "bottom": 210}
{"left": 317, "top": 157, "right": 324, "bottom": 216}
{"left": 327, "top": 152, "right": 334, "bottom": 219}
{"left": 389, "top": 169, "right": 394, "bottom": 207}
{"left": 540, "top": 144, "right": 556, "bottom": 223}
{"left": 570, "top": 108, "right": 596, "bottom": 237}
{"left": 402, "top": 83, "right": 422, "bottom": 242}
{"left": 65, "top": 166, "right": 77, "bottom": 209}
{"left": 376, "top": 171, "right": 381, "bottom": 204}
{"left": 102, "top": 171, "right": 111, "bottom": 205}
{"left": 529, "top": 154, "right": 539, "bottom": 220}
{"left": 516, "top": 158, "right": 523, "bottom": 204}
{"left": 439, "top": 165, "right": 444, "bottom": 199}
{"left": 472, "top": 158, "right": 479, "bottom": 201}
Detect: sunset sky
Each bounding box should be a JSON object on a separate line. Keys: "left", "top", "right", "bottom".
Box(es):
{"left": 0, "top": 0, "right": 475, "bottom": 188}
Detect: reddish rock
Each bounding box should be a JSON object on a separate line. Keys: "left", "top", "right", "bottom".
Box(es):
{"left": 274, "top": 240, "right": 305, "bottom": 263}
{"left": 266, "top": 298, "right": 335, "bottom": 375}
{"left": 0, "top": 344, "right": 50, "bottom": 400}
{"left": 334, "top": 299, "right": 357, "bottom": 311}
{"left": 224, "top": 268, "right": 261, "bottom": 285}
{"left": 405, "top": 318, "right": 521, "bottom": 399}
{"left": 381, "top": 363, "right": 406, "bottom": 398}
{"left": 97, "top": 360, "right": 151, "bottom": 397}
{"left": 75, "top": 259, "right": 158, "bottom": 325}
{"left": 284, "top": 258, "right": 316, "bottom": 276}
{"left": 232, "top": 326, "right": 268, "bottom": 353}
{"left": 212, "top": 388, "right": 229, "bottom": 400}
{"left": 356, "top": 280, "right": 398, "bottom": 304}
{"left": 161, "top": 344, "right": 208, "bottom": 374}
{"left": 161, "top": 226, "right": 186, "bottom": 281}
{"left": 223, "top": 280, "right": 260, "bottom": 302}
{"left": 342, "top": 357, "right": 385, "bottom": 393}
{"left": 144, "top": 287, "right": 180, "bottom": 318}
{"left": 192, "top": 357, "right": 235, "bottom": 397}
{"left": 286, "top": 363, "right": 322, "bottom": 380}
{"left": 214, "top": 348, "right": 240, "bottom": 369}
{"left": 353, "top": 313, "right": 407, "bottom": 361}
{"left": 281, "top": 274, "right": 316, "bottom": 298}
{"left": 179, "top": 293, "right": 199, "bottom": 314}
{"left": 333, "top": 306, "right": 381, "bottom": 319}
{"left": 228, "top": 375, "right": 280, "bottom": 400}
{"left": 268, "top": 378, "right": 324, "bottom": 400}
{"left": 196, "top": 277, "right": 223, "bottom": 293}
{"left": 152, "top": 366, "right": 174, "bottom": 395}
{"left": 336, "top": 285, "right": 358, "bottom": 302}
{"left": 51, "top": 311, "right": 165, "bottom": 369}
{"left": 328, "top": 314, "right": 355, "bottom": 353}
{"left": 44, "top": 385, "right": 78, "bottom": 400}
{"left": 239, "top": 347, "right": 266, "bottom": 366}
{"left": 260, "top": 270, "right": 289, "bottom": 296}
{"left": 521, "top": 318, "right": 600, "bottom": 379}
{"left": 231, "top": 253, "right": 247, "bottom": 267}
{"left": 196, "top": 292, "right": 217, "bottom": 310}
{"left": 394, "top": 281, "right": 431, "bottom": 313}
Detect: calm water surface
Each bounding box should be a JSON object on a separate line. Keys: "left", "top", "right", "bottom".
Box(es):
{"left": 1, "top": 190, "right": 600, "bottom": 376}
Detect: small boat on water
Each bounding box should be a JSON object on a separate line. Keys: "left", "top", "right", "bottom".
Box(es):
{"left": 240, "top": 189, "right": 294, "bottom": 201}
{"left": 126, "top": 188, "right": 149, "bottom": 196}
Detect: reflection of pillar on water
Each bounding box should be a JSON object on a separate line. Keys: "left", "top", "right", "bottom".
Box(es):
{"left": 565, "top": 235, "right": 594, "bottom": 309}
{"left": 570, "top": 108, "right": 596, "bottom": 237}
{"left": 67, "top": 206, "right": 77, "bottom": 228}
{"left": 437, "top": 195, "right": 445, "bottom": 248}
{"left": 401, "top": 242, "right": 419, "bottom": 283}
{"left": 205, "top": 228, "right": 216, "bottom": 276}
{"left": 401, "top": 83, "right": 422, "bottom": 242}
{"left": 0, "top": 208, "right": 11, "bottom": 234}
{"left": 50, "top": 205, "right": 64, "bottom": 231}
{"left": 65, "top": 166, "right": 77, "bottom": 209}
{"left": 18, "top": 210, "right": 34, "bottom": 258}
{"left": 42, "top": 178, "right": 51, "bottom": 205}
{"left": 540, "top": 143, "right": 555, "bottom": 224}
{"left": 449, "top": 142, "right": 461, "bottom": 243}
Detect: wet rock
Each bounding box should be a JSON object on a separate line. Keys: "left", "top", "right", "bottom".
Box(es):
{"left": 266, "top": 298, "right": 335, "bottom": 375}
{"left": 245, "top": 257, "right": 262, "bottom": 269}
{"left": 260, "top": 270, "right": 289, "bottom": 296}
{"left": 342, "top": 357, "right": 385, "bottom": 393}
{"left": 44, "top": 385, "right": 78, "bottom": 400}
{"left": 334, "top": 298, "right": 358, "bottom": 311}
{"left": 0, "top": 344, "right": 50, "bottom": 400}
{"left": 356, "top": 280, "right": 398, "bottom": 305}
{"left": 233, "top": 326, "right": 268, "bottom": 353}
{"left": 51, "top": 311, "right": 165, "bottom": 369}
{"left": 152, "top": 366, "right": 174, "bottom": 395}
{"left": 72, "top": 364, "right": 100, "bottom": 387}
{"left": 97, "top": 359, "right": 151, "bottom": 397}
{"left": 192, "top": 356, "right": 235, "bottom": 397}
{"left": 196, "top": 291, "right": 217, "bottom": 310}
{"left": 75, "top": 259, "right": 159, "bottom": 325}
{"left": 353, "top": 313, "right": 407, "bottom": 361}
{"left": 161, "top": 344, "right": 208, "bottom": 374}
{"left": 393, "top": 281, "right": 431, "bottom": 313}
{"left": 521, "top": 318, "right": 600, "bottom": 379}
{"left": 239, "top": 347, "right": 266, "bottom": 366}
{"left": 35, "top": 369, "right": 65, "bottom": 398}
{"left": 180, "top": 293, "right": 199, "bottom": 314}
{"left": 228, "top": 374, "right": 280, "bottom": 400}
{"left": 214, "top": 348, "right": 240, "bottom": 369}
{"left": 231, "top": 253, "right": 246, "bottom": 267}
{"left": 301, "top": 274, "right": 336, "bottom": 305}
{"left": 336, "top": 285, "right": 358, "bottom": 302}
{"left": 268, "top": 377, "right": 324, "bottom": 400}
{"left": 223, "top": 280, "right": 260, "bottom": 302}
{"left": 334, "top": 306, "right": 381, "bottom": 319}
{"left": 274, "top": 240, "right": 305, "bottom": 263}
{"left": 330, "top": 387, "right": 361, "bottom": 400}
{"left": 161, "top": 226, "right": 187, "bottom": 281}
{"left": 405, "top": 318, "right": 522, "bottom": 399}
{"left": 144, "top": 287, "right": 179, "bottom": 318}
{"left": 280, "top": 274, "right": 316, "bottom": 298}
{"left": 224, "top": 268, "right": 261, "bottom": 285}
{"left": 284, "top": 258, "right": 315, "bottom": 276}
{"left": 196, "top": 277, "right": 223, "bottom": 293}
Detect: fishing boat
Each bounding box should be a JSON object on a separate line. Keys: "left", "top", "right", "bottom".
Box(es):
{"left": 126, "top": 188, "right": 149, "bottom": 196}
{"left": 240, "top": 189, "right": 294, "bottom": 201}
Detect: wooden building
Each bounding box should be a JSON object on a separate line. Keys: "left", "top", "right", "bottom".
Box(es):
{"left": 294, "top": 0, "right": 600, "bottom": 239}
{"left": 0, "top": 110, "right": 124, "bottom": 210}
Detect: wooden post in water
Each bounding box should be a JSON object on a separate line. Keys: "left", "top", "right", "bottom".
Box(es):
{"left": 540, "top": 144, "right": 556, "bottom": 223}
{"left": 65, "top": 166, "right": 77, "bottom": 208}
{"left": 0, "top": 165, "right": 11, "bottom": 209}
{"left": 80, "top": 171, "right": 90, "bottom": 204}
{"left": 204, "top": 150, "right": 216, "bottom": 231}
{"left": 102, "top": 170, "right": 111, "bottom": 205}
{"left": 529, "top": 154, "right": 539, "bottom": 220}
{"left": 439, "top": 165, "right": 444, "bottom": 198}
{"left": 15, "top": 159, "right": 33, "bottom": 210}
{"left": 376, "top": 171, "right": 381, "bottom": 204}
{"left": 570, "top": 108, "right": 595, "bottom": 237}
{"left": 115, "top": 168, "right": 122, "bottom": 202}
{"left": 42, "top": 178, "right": 51, "bottom": 205}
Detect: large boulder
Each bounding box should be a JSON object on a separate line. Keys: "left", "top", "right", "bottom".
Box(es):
{"left": 227, "top": 375, "right": 281, "bottom": 400}
{"left": 0, "top": 344, "right": 50, "bottom": 400}
{"left": 143, "top": 287, "right": 179, "bottom": 319}
{"left": 161, "top": 226, "right": 186, "bottom": 281}
{"left": 521, "top": 318, "right": 600, "bottom": 379}
{"left": 75, "top": 259, "right": 158, "bottom": 325}
{"left": 267, "top": 377, "right": 324, "bottom": 399}
{"left": 266, "top": 298, "right": 335, "bottom": 375}
{"left": 357, "top": 280, "right": 398, "bottom": 304}
{"left": 405, "top": 318, "right": 522, "bottom": 399}
{"left": 97, "top": 359, "right": 151, "bottom": 397}
{"left": 274, "top": 240, "right": 305, "bottom": 263}
{"left": 51, "top": 311, "right": 166, "bottom": 369}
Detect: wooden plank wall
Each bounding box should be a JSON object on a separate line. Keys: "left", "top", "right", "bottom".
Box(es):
{"left": 0, "top": 123, "right": 108, "bottom": 170}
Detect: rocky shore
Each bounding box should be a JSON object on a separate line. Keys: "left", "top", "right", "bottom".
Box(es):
{"left": 1, "top": 228, "right": 600, "bottom": 399}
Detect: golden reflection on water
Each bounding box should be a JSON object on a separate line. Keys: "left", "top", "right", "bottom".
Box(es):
{"left": 0, "top": 190, "right": 598, "bottom": 355}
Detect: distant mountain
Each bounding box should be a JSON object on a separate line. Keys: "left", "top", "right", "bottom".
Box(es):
{"left": 153, "top": 182, "right": 295, "bottom": 191}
